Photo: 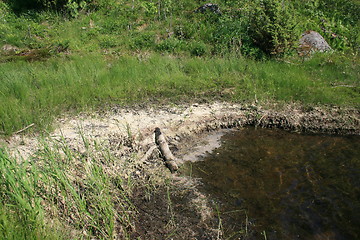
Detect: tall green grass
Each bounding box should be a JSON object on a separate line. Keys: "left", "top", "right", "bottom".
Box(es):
{"left": 0, "top": 134, "right": 136, "bottom": 239}
{"left": 0, "top": 53, "right": 359, "bottom": 135}
{"left": 0, "top": 149, "right": 54, "bottom": 239}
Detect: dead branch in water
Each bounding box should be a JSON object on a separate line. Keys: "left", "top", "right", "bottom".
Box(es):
{"left": 154, "top": 127, "right": 179, "bottom": 173}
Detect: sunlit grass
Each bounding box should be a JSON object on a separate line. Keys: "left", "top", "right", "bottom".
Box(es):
{"left": 0, "top": 53, "right": 359, "bottom": 135}
{"left": 0, "top": 133, "right": 136, "bottom": 239}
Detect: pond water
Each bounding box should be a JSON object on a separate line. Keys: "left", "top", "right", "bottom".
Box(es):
{"left": 184, "top": 127, "right": 360, "bottom": 240}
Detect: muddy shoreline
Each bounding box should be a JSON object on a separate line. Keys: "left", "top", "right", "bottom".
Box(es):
{"left": 5, "top": 102, "right": 359, "bottom": 160}
{"left": 1, "top": 102, "right": 359, "bottom": 239}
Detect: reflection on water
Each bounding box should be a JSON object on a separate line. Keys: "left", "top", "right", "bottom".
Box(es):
{"left": 185, "top": 127, "right": 360, "bottom": 239}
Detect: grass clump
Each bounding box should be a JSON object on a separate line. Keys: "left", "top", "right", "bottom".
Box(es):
{"left": 0, "top": 149, "right": 60, "bottom": 239}
{"left": 0, "top": 133, "right": 138, "bottom": 239}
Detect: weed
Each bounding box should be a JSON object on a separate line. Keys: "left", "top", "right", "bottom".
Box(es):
{"left": 0, "top": 131, "right": 139, "bottom": 239}
{"left": 166, "top": 185, "right": 176, "bottom": 228}
{"left": 215, "top": 204, "right": 223, "bottom": 240}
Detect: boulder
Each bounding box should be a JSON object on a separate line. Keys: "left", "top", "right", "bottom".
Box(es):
{"left": 299, "top": 30, "right": 332, "bottom": 56}
{"left": 195, "top": 3, "right": 221, "bottom": 15}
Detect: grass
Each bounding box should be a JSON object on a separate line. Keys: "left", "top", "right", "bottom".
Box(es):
{"left": 0, "top": 52, "right": 359, "bottom": 135}
{"left": 0, "top": 133, "right": 136, "bottom": 239}
{"left": 0, "top": 150, "right": 49, "bottom": 239}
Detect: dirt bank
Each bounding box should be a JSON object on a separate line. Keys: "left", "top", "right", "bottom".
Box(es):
{"left": 2, "top": 102, "right": 359, "bottom": 239}
{"left": 5, "top": 102, "right": 359, "bottom": 159}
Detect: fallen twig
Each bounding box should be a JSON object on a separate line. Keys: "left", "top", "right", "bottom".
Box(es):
{"left": 140, "top": 145, "right": 158, "bottom": 163}
{"left": 14, "top": 123, "right": 35, "bottom": 135}
{"left": 256, "top": 114, "right": 267, "bottom": 126}
{"left": 331, "top": 85, "right": 356, "bottom": 88}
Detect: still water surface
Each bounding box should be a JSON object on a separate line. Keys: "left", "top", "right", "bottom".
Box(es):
{"left": 186, "top": 127, "right": 360, "bottom": 239}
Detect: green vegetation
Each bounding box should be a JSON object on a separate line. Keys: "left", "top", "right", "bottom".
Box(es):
{"left": 1, "top": 135, "right": 136, "bottom": 239}
{"left": 0, "top": 0, "right": 359, "bottom": 238}
{"left": 0, "top": 53, "right": 359, "bottom": 135}
{"left": 1, "top": 0, "right": 359, "bottom": 56}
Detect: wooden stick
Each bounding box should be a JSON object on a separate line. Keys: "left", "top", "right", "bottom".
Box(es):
{"left": 140, "top": 145, "right": 158, "bottom": 163}
{"left": 154, "top": 127, "right": 179, "bottom": 173}
{"left": 256, "top": 114, "right": 267, "bottom": 126}
{"left": 331, "top": 84, "right": 356, "bottom": 88}
{"left": 14, "top": 123, "right": 35, "bottom": 135}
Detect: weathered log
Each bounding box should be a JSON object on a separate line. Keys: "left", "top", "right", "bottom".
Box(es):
{"left": 154, "top": 127, "right": 179, "bottom": 173}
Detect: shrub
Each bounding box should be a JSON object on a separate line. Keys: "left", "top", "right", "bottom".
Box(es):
{"left": 174, "top": 22, "right": 196, "bottom": 40}
{"left": 99, "top": 35, "right": 120, "bottom": 48}
{"left": 156, "top": 38, "right": 184, "bottom": 53}
{"left": 8, "top": 0, "right": 67, "bottom": 11}
{"left": 318, "top": 0, "right": 360, "bottom": 26}
{"left": 211, "top": 15, "right": 244, "bottom": 55}
{"left": 248, "top": 0, "right": 299, "bottom": 56}
{"left": 130, "top": 32, "right": 156, "bottom": 50}
{"left": 6, "top": 0, "right": 115, "bottom": 12}
{"left": 293, "top": 0, "right": 360, "bottom": 52}
{"left": 190, "top": 41, "right": 208, "bottom": 56}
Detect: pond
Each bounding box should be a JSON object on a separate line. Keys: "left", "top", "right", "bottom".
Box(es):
{"left": 183, "top": 127, "right": 360, "bottom": 239}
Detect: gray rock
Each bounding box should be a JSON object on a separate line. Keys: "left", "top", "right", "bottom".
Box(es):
{"left": 299, "top": 30, "right": 332, "bottom": 55}
{"left": 1, "top": 44, "right": 19, "bottom": 53}
{"left": 195, "top": 3, "right": 221, "bottom": 15}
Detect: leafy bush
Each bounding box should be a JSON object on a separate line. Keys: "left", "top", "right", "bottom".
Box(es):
{"left": 318, "top": 0, "right": 360, "bottom": 26}
{"left": 211, "top": 15, "right": 244, "bottom": 55}
{"left": 190, "top": 41, "right": 208, "bottom": 56}
{"left": 6, "top": 0, "right": 114, "bottom": 12}
{"left": 156, "top": 38, "right": 184, "bottom": 53}
{"left": 174, "top": 22, "right": 197, "bottom": 40}
{"left": 8, "top": 0, "right": 67, "bottom": 11}
{"left": 99, "top": 35, "right": 120, "bottom": 48}
{"left": 294, "top": 0, "right": 360, "bottom": 52}
{"left": 130, "top": 32, "right": 156, "bottom": 50}
{"left": 2, "top": 0, "right": 359, "bottom": 56}
{"left": 248, "top": 0, "right": 299, "bottom": 56}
